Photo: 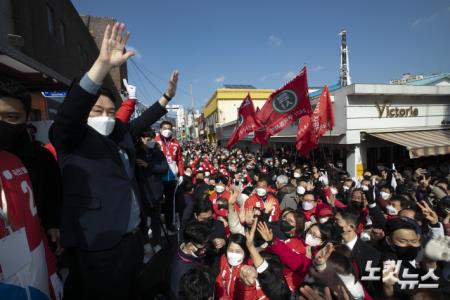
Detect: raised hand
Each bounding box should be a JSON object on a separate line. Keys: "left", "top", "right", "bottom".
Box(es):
{"left": 123, "top": 79, "right": 137, "bottom": 99}
{"left": 314, "top": 242, "right": 334, "bottom": 266}
{"left": 240, "top": 265, "right": 257, "bottom": 286}
{"left": 264, "top": 198, "right": 276, "bottom": 214}
{"left": 88, "top": 22, "right": 134, "bottom": 84}
{"left": 245, "top": 216, "right": 258, "bottom": 249}
{"left": 257, "top": 222, "right": 273, "bottom": 243}
{"left": 228, "top": 188, "right": 239, "bottom": 206}
{"left": 165, "top": 71, "right": 179, "bottom": 98}
{"left": 417, "top": 201, "right": 439, "bottom": 225}
{"left": 98, "top": 23, "right": 134, "bottom": 68}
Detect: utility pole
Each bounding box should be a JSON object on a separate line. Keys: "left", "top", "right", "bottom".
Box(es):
{"left": 339, "top": 29, "right": 351, "bottom": 86}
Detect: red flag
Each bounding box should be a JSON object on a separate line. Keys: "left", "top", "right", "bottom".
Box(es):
{"left": 295, "top": 115, "right": 316, "bottom": 157}
{"left": 227, "top": 94, "right": 260, "bottom": 149}
{"left": 252, "top": 107, "right": 269, "bottom": 145}
{"left": 256, "top": 66, "right": 312, "bottom": 137}
{"left": 310, "top": 85, "right": 334, "bottom": 144}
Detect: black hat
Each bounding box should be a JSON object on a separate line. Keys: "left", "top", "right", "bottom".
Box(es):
{"left": 386, "top": 217, "right": 421, "bottom": 235}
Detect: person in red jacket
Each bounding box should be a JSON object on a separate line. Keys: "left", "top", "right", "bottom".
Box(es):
{"left": 244, "top": 179, "right": 280, "bottom": 222}
{"left": 215, "top": 234, "right": 251, "bottom": 299}
{"left": 0, "top": 150, "right": 62, "bottom": 300}
{"left": 155, "top": 120, "right": 184, "bottom": 233}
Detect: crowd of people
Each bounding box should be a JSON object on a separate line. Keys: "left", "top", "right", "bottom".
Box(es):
{"left": 0, "top": 22, "right": 449, "bottom": 300}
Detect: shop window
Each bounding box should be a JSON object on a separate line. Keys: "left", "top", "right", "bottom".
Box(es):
{"left": 47, "top": 5, "right": 55, "bottom": 35}
{"left": 58, "top": 19, "right": 66, "bottom": 46}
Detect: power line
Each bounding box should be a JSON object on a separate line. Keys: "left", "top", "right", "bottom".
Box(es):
{"left": 129, "top": 58, "right": 193, "bottom": 98}
{"left": 129, "top": 59, "right": 164, "bottom": 95}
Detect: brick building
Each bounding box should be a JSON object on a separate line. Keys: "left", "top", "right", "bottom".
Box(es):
{"left": 0, "top": 0, "right": 121, "bottom": 121}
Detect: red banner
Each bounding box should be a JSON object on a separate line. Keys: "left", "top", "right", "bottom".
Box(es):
{"left": 256, "top": 66, "right": 312, "bottom": 137}
{"left": 227, "top": 94, "right": 260, "bottom": 148}
{"left": 310, "top": 85, "right": 334, "bottom": 144}
{"left": 295, "top": 115, "right": 316, "bottom": 157}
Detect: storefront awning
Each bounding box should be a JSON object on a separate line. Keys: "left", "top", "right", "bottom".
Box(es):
{"left": 369, "top": 130, "right": 450, "bottom": 159}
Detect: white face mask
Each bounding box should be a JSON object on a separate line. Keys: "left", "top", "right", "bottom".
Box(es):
{"left": 305, "top": 233, "right": 322, "bottom": 247}
{"left": 87, "top": 116, "right": 115, "bottom": 136}
{"left": 386, "top": 204, "right": 398, "bottom": 216}
{"left": 302, "top": 201, "right": 314, "bottom": 211}
{"left": 362, "top": 185, "right": 369, "bottom": 191}
{"left": 161, "top": 129, "right": 172, "bottom": 138}
{"left": 360, "top": 232, "right": 371, "bottom": 242}
{"left": 256, "top": 188, "right": 267, "bottom": 197}
{"left": 319, "top": 217, "right": 329, "bottom": 224}
{"left": 205, "top": 172, "right": 211, "bottom": 177}
{"left": 343, "top": 186, "right": 350, "bottom": 191}
{"left": 297, "top": 186, "right": 306, "bottom": 195}
{"left": 215, "top": 185, "right": 225, "bottom": 193}
{"left": 185, "top": 171, "right": 192, "bottom": 177}
{"left": 330, "top": 187, "right": 338, "bottom": 195}
{"left": 227, "top": 251, "right": 244, "bottom": 267}
{"left": 380, "top": 191, "right": 390, "bottom": 200}
{"left": 294, "top": 172, "right": 301, "bottom": 178}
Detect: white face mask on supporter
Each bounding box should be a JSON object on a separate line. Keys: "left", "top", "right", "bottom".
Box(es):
{"left": 215, "top": 185, "right": 225, "bottom": 193}
{"left": 87, "top": 116, "right": 115, "bottom": 136}
{"left": 362, "top": 185, "right": 369, "bottom": 191}
{"left": 226, "top": 251, "right": 244, "bottom": 266}
{"left": 380, "top": 191, "right": 390, "bottom": 200}
{"left": 256, "top": 188, "right": 267, "bottom": 197}
{"left": 294, "top": 172, "right": 301, "bottom": 178}
{"left": 161, "top": 129, "right": 172, "bottom": 138}
{"left": 319, "top": 217, "right": 329, "bottom": 224}
{"left": 330, "top": 187, "right": 338, "bottom": 195}
{"left": 386, "top": 204, "right": 398, "bottom": 216}
{"left": 302, "top": 201, "right": 314, "bottom": 211}
{"left": 305, "top": 233, "right": 322, "bottom": 247}
{"left": 297, "top": 186, "right": 306, "bottom": 195}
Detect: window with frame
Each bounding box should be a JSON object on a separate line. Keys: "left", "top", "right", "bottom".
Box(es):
{"left": 58, "top": 19, "right": 66, "bottom": 46}
{"left": 47, "top": 5, "right": 55, "bottom": 35}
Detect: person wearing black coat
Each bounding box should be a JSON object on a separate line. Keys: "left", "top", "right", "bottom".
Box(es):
{"left": 136, "top": 130, "right": 169, "bottom": 248}
{"left": 49, "top": 22, "right": 179, "bottom": 300}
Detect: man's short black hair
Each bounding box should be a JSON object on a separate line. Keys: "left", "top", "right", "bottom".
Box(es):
{"left": 160, "top": 120, "right": 172, "bottom": 128}
{"left": 193, "top": 197, "right": 213, "bottom": 215}
{"left": 99, "top": 87, "right": 117, "bottom": 105}
{"left": 179, "top": 265, "right": 214, "bottom": 300}
{"left": 0, "top": 76, "right": 31, "bottom": 116}
{"left": 336, "top": 207, "right": 360, "bottom": 228}
{"left": 182, "top": 221, "right": 211, "bottom": 245}
{"left": 140, "top": 129, "right": 156, "bottom": 139}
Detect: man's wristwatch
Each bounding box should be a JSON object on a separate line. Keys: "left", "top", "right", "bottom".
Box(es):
{"left": 163, "top": 93, "right": 172, "bottom": 101}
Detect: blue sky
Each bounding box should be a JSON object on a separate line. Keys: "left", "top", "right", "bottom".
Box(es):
{"left": 72, "top": 0, "right": 450, "bottom": 108}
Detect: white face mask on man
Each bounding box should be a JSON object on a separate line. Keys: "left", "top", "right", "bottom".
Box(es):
{"left": 215, "top": 185, "right": 225, "bottom": 194}
{"left": 297, "top": 186, "right": 306, "bottom": 195}
{"left": 87, "top": 116, "right": 115, "bottom": 136}
{"left": 161, "top": 129, "right": 172, "bottom": 138}
{"left": 256, "top": 188, "right": 267, "bottom": 197}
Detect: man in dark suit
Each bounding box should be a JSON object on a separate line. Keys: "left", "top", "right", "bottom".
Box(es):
{"left": 335, "top": 208, "right": 382, "bottom": 297}
{"left": 50, "top": 22, "right": 179, "bottom": 300}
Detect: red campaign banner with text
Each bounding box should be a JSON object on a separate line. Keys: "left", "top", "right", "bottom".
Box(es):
{"left": 295, "top": 115, "right": 316, "bottom": 157}
{"left": 227, "top": 94, "right": 260, "bottom": 148}
{"left": 252, "top": 107, "right": 269, "bottom": 145}
{"left": 255, "top": 66, "right": 312, "bottom": 137}
{"left": 310, "top": 85, "right": 334, "bottom": 145}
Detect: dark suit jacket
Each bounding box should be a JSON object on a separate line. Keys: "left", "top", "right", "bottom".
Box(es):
{"left": 352, "top": 238, "right": 382, "bottom": 295}
{"left": 50, "top": 81, "right": 167, "bottom": 251}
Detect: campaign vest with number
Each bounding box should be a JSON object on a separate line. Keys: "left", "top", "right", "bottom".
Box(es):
{"left": 0, "top": 150, "right": 50, "bottom": 300}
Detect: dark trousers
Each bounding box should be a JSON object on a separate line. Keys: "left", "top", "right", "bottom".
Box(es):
{"left": 64, "top": 231, "right": 144, "bottom": 300}
{"left": 150, "top": 200, "right": 162, "bottom": 246}
{"left": 162, "top": 181, "right": 177, "bottom": 226}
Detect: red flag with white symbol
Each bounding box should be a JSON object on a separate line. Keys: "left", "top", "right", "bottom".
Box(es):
{"left": 227, "top": 94, "right": 260, "bottom": 148}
